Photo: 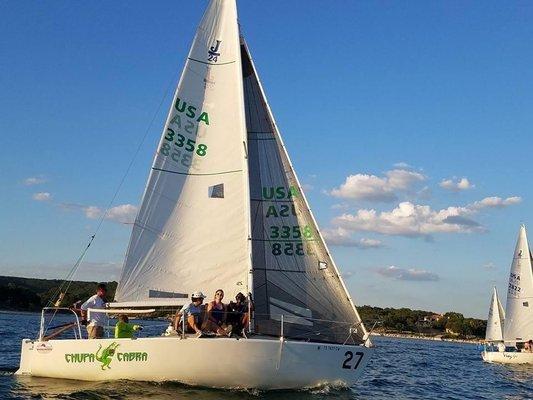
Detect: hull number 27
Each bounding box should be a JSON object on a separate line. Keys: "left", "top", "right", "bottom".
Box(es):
{"left": 342, "top": 351, "right": 364, "bottom": 370}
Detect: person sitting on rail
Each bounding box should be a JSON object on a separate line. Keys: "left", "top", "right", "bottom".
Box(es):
{"left": 202, "top": 289, "right": 231, "bottom": 337}
{"left": 227, "top": 292, "right": 254, "bottom": 336}
{"left": 174, "top": 291, "right": 206, "bottom": 336}
{"left": 114, "top": 314, "right": 142, "bottom": 339}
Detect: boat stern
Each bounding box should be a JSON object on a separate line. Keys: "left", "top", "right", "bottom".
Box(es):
{"left": 15, "top": 339, "right": 34, "bottom": 375}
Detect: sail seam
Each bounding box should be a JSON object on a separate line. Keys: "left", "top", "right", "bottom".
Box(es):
{"left": 152, "top": 167, "right": 242, "bottom": 176}
{"left": 253, "top": 268, "right": 310, "bottom": 273}
{"left": 188, "top": 57, "right": 236, "bottom": 66}
{"left": 251, "top": 198, "right": 295, "bottom": 203}
{"left": 250, "top": 238, "right": 318, "bottom": 242}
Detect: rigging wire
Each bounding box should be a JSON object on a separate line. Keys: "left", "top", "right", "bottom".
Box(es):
{"left": 46, "top": 66, "right": 180, "bottom": 308}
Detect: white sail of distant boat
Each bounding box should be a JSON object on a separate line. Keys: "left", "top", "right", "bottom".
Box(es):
{"left": 482, "top": 224, "right": 533, "bottom": 364}
{"left": 485, "top": 286, "right": 505, "bottom": 342}
{"left": 17, "top": 0, "right": 373, "bottom": 388}
{"left": 503, "top": 224, "right": 533, "bottom": 343}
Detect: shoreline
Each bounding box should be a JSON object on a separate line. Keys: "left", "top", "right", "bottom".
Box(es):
{"left": 371, "top": 332, "right": 482, "bottom": 345}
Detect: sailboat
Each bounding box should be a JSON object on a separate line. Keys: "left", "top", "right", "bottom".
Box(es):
{"left": 16, "top": 0, "right": 373, "bottom": 389}
{"left": 483, "top": 287, "right": 505, "bottom": 351}
{"left": 482, "top": 225, "right": 533, "bottom": 364}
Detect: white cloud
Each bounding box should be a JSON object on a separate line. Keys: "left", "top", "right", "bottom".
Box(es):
{"left": 342, "top": 271, "right": 355, "bottom": 279}
{"left": 23, "top": 176, "right": 47, "bottom": 186}
{"left": 376, "top": 265, "right": 439, "bottom": 281}
{"left": 470, "top": 196, "right": 522, "bottom": 210}
{"left": 332, "top": 194, "right": 521, "bottom": 238}
{"left": 440, "top": 177, "right": 474, "bottom": 192}
{"left": 301, "top": 183, "right": 314, "bottom": 192}
{"left": 331, "top": 203, "right": 350, "bottom": 210}
{"left": 393, "top": 162, "right": 411, "bottom": 169}
{"left": 483, "top": 262, "right": 496, "bottom": 270}
{"left": 84, "top": 204, "right": 138, "bottom": 224}
{"left": 329, "top": 168, "right": 426, "bottom": 202}
{"left": 32, "top": 192, "right": 52, "bottom": 201}
{"left": 333, "top": 201, "right": 482, "bottom": 238}
{"left": 322, "top": 227, "right": 384, "bottom": 248}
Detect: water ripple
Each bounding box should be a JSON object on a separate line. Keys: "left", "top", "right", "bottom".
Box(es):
{"left": 1, "top": 312, "right": 532, "bottom": 399}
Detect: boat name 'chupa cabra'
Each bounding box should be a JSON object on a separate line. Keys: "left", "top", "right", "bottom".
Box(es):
{"left": 65, "top": 342, "right": 148, "bottom": 370}
{"left": 65, "top": 352, "right": 148, "bottom": 363}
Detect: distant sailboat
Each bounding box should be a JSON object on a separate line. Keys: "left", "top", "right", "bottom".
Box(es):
{"left": 482, "top": 225, "right": 533, "bottom": 364}
{"left": 485, "top": 287, "right": 505, "bottom": 343}
{"left": 16, "top": 0, "right": 374, "bottom": 389}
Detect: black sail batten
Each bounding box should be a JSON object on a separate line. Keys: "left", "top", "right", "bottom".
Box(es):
{"left": 241, "top": 38, "right": 365, "bottom": 344}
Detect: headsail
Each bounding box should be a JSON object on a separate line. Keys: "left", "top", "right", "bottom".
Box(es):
{"left": 115, "top": 0, "right": 250, "bottom": 303}
{"left": 503, "top": 225, "right": 533, "bottom": 343}
{"left": 241, "top": 38, "right": 366, "bottom": 344}
{"left": 485, "top": 286, "right": 505, "bottom": 342}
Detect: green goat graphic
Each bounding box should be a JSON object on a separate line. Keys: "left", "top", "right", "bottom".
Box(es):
{"left": 95, "top": 342, "right": 119, "bottom": 370}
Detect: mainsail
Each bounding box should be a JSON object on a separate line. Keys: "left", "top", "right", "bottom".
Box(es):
{"left": 116, "top": 0, "right": 251, "bottom": 303}
{"left": 485, "top": 286, "right": 505, "bottom": 342}
{"left": 503, "top": 225, "right": 533, "bottom": 343}
{"left": 241, "top": 39, "right": 366, "bottom": 344}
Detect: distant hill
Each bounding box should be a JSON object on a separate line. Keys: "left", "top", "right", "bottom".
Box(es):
{"left": 0, "top": 276, "right": 117, "bottom": 312}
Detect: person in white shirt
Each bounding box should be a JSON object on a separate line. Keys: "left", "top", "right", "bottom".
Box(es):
{"left": 80, "top": 283, "right": 107, "bottom": 339}
{"left": 173, "top": 291, "right": 206, "bottom": 337}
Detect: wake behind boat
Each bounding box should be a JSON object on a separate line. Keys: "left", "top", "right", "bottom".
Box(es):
{"left": 482, "top": 225, "right": 533, "bottom": 364}
{"left": 16, "top": 0, "right": 373, "bottom": 389}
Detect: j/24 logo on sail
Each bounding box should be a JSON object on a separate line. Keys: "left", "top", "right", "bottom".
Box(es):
{"left": 208, "top": 40, "right": 221, "bottom": 62}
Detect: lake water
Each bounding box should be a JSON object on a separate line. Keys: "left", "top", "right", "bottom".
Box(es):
{"left": 1, "top": 311, "right": 532, "bottom": 399}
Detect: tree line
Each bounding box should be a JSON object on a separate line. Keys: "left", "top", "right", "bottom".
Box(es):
{"left": 0, "top": 276, "right": 117, "bottom": 311}
{"left": 0, "top": 276, "right": 486, "bottom": 338}
{"left": 358, "top": 306, "right": 486, "bottom": 339}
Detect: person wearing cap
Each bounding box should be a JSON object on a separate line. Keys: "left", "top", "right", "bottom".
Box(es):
{"left": 174, "top": 291, "right": 206, "bottom": 336}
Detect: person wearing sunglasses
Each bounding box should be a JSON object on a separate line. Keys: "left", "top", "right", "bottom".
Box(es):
{"left": 202, "top": 289, "right": 231, "bottom": 336}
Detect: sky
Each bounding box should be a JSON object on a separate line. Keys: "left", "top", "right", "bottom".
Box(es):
{"left": 1, "top": 0, "right": 532, "bottom": 318}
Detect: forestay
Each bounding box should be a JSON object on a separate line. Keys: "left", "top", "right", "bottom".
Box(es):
{"left": 485, "top": 287, "right": 505, "bottom": 342}
{"left": 503, "top": 225, "right": 533, "bottom": 343}
{"left": 116, "top": 0, "right": 250, "bottom": 303}
{"left": 241, "top": 39, "right": 366, "bottom": 344}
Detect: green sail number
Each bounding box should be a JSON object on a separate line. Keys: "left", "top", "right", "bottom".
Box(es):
{"left": 164, "top": 128, "right": 208, "bottom": 157}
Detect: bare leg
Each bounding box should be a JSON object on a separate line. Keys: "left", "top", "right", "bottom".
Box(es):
{"left": 187, "top": 315, "right": 202, "bottom": 333}
{"left": 203, "top": 320, "right": 227, "bottom": 335}
{"left": 241, "top": 313, "right": 249, "bottom": 331}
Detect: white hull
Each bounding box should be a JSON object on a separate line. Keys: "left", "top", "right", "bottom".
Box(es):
{"left": 481, "top": 350, "right": 533, "bottom": 364}
{"left": 16, "top": 336, "right": 373, "bottom": 389}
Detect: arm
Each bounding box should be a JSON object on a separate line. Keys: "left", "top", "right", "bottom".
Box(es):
{"left": 206, "top": 302, "right": 218, "bottom": 324}
{"left": 80, "top": 296, "right": 95, "bottom": 322}
{"left": 173, "top": 310, "right": 182, "bottom": 331}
